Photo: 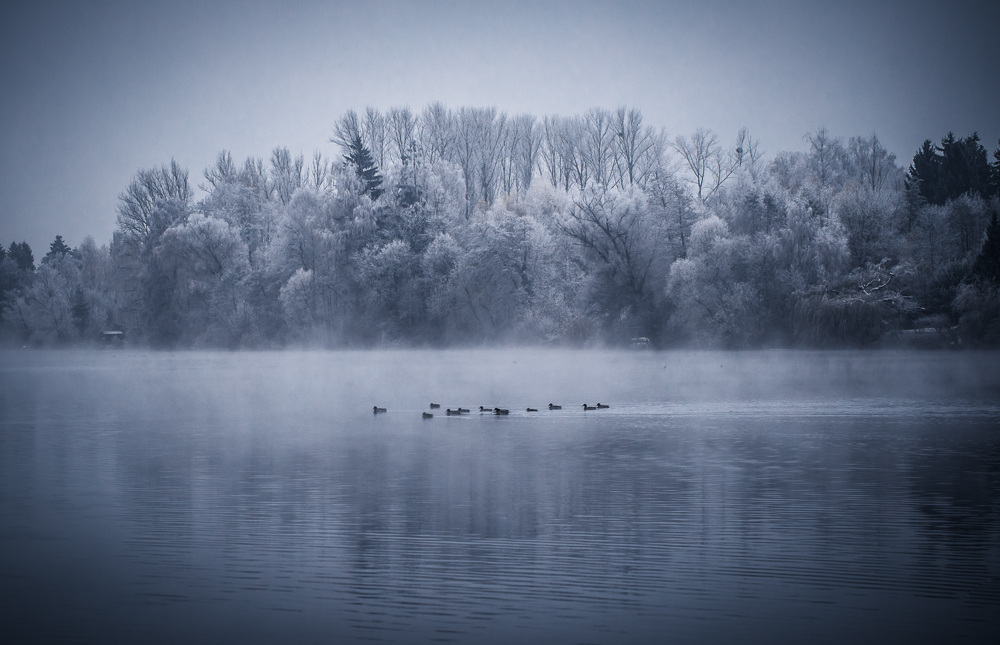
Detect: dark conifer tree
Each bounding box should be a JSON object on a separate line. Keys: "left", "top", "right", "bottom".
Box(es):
{"left": 344, "top": 134, "right": 383, "bottom": 201}
{"left": 908, "top": 133, "right": 992, "bottom": 205}
{"left": 0, "top": 244, "right": 13, "bottom": 311}
{"left": 8, "top": 242, "right": 34, "bottom": 272}
{"left": 940, "top": 132, "right": 990, "bottom": 201}
{"left": 906, "top": 139, "right": 941, "bottom": 204}
{"left": 971, "top": 209, "right": 1000, "bottom": 285}
{"left": 990, "top": 139, "right": 1000, "bottom": 197}
{"left": 44, "top": 235, "right": 71, "bottom": 264}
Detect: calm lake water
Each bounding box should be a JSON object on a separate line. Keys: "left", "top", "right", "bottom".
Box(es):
{"left": 1, "top": 349, "right": 998, "bottom": 644}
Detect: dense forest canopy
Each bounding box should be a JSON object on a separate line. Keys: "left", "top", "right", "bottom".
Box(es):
{"left": 3, "top": 104, "right": 999, "bottom": 348}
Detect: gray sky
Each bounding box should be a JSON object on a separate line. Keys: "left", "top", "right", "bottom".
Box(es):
{"left": 1, "top": 0, "right": 997, "bottom": 255}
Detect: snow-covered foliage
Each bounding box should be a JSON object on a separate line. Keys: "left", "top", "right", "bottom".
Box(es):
{"left": 4, "top": 106, "right": 999, "bottom": 347}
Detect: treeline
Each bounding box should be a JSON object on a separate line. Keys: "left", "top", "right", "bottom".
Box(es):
{"left": 2, "top": 104, "right": 999, "bottom": 348}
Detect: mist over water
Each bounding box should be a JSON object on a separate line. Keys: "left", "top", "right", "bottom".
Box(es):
{"left": 1, "top": 349, "right": 998, "bottom": 644}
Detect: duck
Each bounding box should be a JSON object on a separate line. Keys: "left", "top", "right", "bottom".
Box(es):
{"left": 446, "top": 408, "right": 456, "bottom": 415}
{"left": 493, "top": 408, "right": 509, "bottom": 415}
{"left": 422, "top": 412, "right": 433, "bottom": 419}
{"left": 526, "top": 408, "right": 538, "bottom": 412}
{"left": 429, "top": 403, "right": 441, "bottom": 409}
{"left": 479, "top": 406, "right": 490, "bottom": 413}
{"left": 596, "top": 403, "right": 610, "bottom": 409}
{"left": 457, "top": 407, "right": 470, "bottom": 414}
{"left": 582, "top": 404, "right": 596, "bottom": 411}
{"left": 373, "top": 406, "right": 387, "bottom": 413}
{"left": 548, "top": 403, "right": 562, "bottom": 410}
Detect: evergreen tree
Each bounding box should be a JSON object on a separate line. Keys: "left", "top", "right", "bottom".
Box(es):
{"left": 907, "top": 133, "right": 992, "bottom": 205}
{"left": 905, "top": 139, "right": 941, "bottom": 204}
{"left": 8, "top": 241, "right": 34, "bottom": 272}
{"left": 940, "top": 132, "right": 990, "bottom": 202}
{"left": 990, "top": 139, "right": 1000, "bottom": 197}
{"left": 44, "top": 235, "right": 71, "bottom": 264}
{"left": 344, "top": 133, "right": 383, "bottom": 200}
{"left": 971, "top": 209, "right": 1000, "bottom": 285}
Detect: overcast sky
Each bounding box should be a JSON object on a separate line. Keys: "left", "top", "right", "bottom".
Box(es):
{"left": 1, "top": 0, "right": 997, "bottom": 255}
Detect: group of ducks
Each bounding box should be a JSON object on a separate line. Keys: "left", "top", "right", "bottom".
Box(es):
{"left": 372, "top": 402, "right": 610, "bottom": 418}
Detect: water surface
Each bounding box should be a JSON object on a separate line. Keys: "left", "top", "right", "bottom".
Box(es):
{"left": 1, "top": 349, "right": 998, "bottom": 643}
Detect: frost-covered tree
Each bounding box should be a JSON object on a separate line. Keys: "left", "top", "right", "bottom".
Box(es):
{"left": 16, "top": 251, "right": 84, "bottom": 344}
{"left": 667, "top": 216, "right": 773, "bottom": 347}
{"left": 611, "top": 107, "right": 656, "bottom": 189}
{"left": 269, "top": 171, "right": 377, "bottom": 343}
{"left": 279, "top": 268, "right": 319, "bottom": 341}
{"left": 269, "top": 147, "right": 304, "bottom": 206}
{"left": 14, "top": 105, "right": 997, "bottom": 349}
{"left": 804, "top": 127, "right": 849, "bottom": 221}
{"left": 561, "top": 185, "right": 669, "bottom": 340}
{"left": 849, "top": 133, "right": 899, "bottom": 198}
{"left": 201, "top": 151, "right": 280, "bottom": 267}
{"left": 834, "top": 184, "right": 900, "bottom": 268}
{"left": 156, "top": 213, "right": 251, "bottom": 345}
{"left": 116, "top": 160, "right": 193, "bottom": 250}
{"left": 355, "top": 239, "right": 420, "bottom": 340}
{"left": 673, "top": 128, "right": 737, "bottom": 202}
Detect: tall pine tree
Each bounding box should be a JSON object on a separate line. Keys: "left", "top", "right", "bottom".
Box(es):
{"left": 344, "top": 134, "right": 383, "bottom": 201}
{"left": 44, "top": 235, "right": 71, "bottom": 264}
{"left": 906, "top": 133, "right": 992, "bottom": 205}
{"left": 906, "top": 139, "right": 941, "bottom": 204}
{"left": 940, "top": 132, "right": 990, "bottom": 201}
{"left": 8, "top": 241, "right": 34, "bottom": 272}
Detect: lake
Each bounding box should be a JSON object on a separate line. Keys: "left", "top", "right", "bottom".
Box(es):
{"left": 1, "top": 349, "right": 998, "bottom": 644}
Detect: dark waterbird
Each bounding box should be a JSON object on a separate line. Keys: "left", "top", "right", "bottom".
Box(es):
{"left": 422, "top": 412, "right": 433, "bottom": 419}
{"left": 494, "top": 408, "right": 509, "bottom": 415}
{"left": 596, "top": 403, "right": 610, "bottom": 409}
{"left": 548, "top": 403, "right": 561, "bottom": 410}
{"left": 457, "top": 407, "right": 470, "bottom": 413}
{"left": 429, "top": 403, "right": 440, "bottom": 409}
{"left": 526, "top": 408, "right": 538, "bottom": 412}
{"left": 583, "top": 404, "right": 596, "bottom": 410}
{"left": 373, "top": 406, "right": 387, "bottom": 413}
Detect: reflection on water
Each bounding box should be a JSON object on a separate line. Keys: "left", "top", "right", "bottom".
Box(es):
{"left": 1, "top": 350, "right": 998, "bottom": 644}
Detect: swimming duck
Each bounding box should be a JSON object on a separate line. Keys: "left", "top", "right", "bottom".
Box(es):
{"left": 457, "top": 407, "right": 470, "bottom": 414}
{"left": 373, "top": 406, "right": 387, "bottom": 413}
{"left": 548, "top": 403, "right": 561, "bottom": 410}
{"left": 446, "top": 408, "right": 456, "bottom": 415}
{"left": 596, "top": 403, "right": 609, "bottom": 409}
{"left": 429, "top": 403, "right": 441, "bottom": 409}
{"left": 493, "top": 408, "right": 509, "bottom": 415}
{"left": 526, "top": 408, "right": 538, "bottom": 412}
{"left": 422, "top": 412, "right": 433, "bottom": 419}
{"left": 582, "top": 404, "right": 596, "bottom": 411}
